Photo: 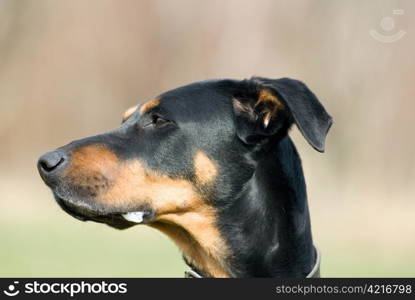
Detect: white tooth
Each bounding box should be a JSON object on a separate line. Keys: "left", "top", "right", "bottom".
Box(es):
{"left": 122, "top": 211, "right": 145, "bottom": 223}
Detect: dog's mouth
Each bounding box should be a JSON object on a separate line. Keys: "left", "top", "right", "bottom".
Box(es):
{"left": 54, "top": 194, "right": 154, "bottom": 230}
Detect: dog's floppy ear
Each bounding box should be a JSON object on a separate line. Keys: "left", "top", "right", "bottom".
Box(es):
{"left": 233, "top": 77, "right": 333, "bottom": 152}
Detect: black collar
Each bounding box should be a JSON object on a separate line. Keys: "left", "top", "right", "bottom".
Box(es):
{"left": 185, "top": 246, "right": 321, "bottom": 278}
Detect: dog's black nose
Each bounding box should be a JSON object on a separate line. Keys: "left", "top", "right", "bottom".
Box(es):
{"left": 38, "top": 151, "right": 67, "bottom": 180}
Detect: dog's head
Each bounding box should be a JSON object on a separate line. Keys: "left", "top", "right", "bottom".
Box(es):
{"left": 38, "top": 77, "right": 332, "bottom": 277}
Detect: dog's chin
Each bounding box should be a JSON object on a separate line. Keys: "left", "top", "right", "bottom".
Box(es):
{"left": 53, "top": 194, "right": 154, "bottom": 230}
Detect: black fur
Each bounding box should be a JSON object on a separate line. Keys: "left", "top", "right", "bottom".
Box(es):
{"left": 38, "top": 77, "right": 332, "bottom": 277}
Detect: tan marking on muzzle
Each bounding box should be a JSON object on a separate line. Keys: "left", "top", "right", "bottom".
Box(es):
{"left": 65, "top": 145, "right": 119, "bottom": 193}
{"left": 139, "top": 99, "right": 160, "bottom": 115}
{"left": 194, "top": 151, "right": 217, "bottom": 184}
{"left": 122, "top": 105, "right": 138, "bottom": 121}
{"left": 65, "top": 147, "right": 230, "bottom": 277}
{"left": 67, "top": 145, "right": 118, "bottom": 171}
{"left": 104, "top": 160, "right": 230, "bottom": 277}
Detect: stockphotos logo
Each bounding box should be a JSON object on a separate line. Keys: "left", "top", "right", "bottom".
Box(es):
{"left": 3, "top": 281, "right": 20, "bottom": 297}
{"left": 369, "top": 9, "right": 406, "bottom": 43}
{"left": 2, "top": 280, "right": 127, "bottom": 297}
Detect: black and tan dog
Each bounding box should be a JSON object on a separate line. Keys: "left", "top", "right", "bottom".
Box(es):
{"left": 38, "top": 77, "right": 332, "bottom": 278}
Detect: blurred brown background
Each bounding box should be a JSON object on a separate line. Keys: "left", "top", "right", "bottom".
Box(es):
{"left": 0, "top": 0, "right": 414, "bottom": 277}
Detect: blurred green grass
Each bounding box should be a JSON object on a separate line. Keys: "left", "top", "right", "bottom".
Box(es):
{"left": 1, "top": 217, "right": 414, "bottom": 277}
{"left": 0, "top": 218, "right": 186, "bottom": 277}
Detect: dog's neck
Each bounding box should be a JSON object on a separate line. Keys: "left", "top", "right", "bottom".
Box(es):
{"left": 218, "top": 136, "right": 315, "bottom": 277}
{"left": 157, "top": 136, "right": 316, "bottom": 278}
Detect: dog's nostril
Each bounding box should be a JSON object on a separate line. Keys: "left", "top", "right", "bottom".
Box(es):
{"left": 38, "top": 151, "right": 65, "bottom": 173}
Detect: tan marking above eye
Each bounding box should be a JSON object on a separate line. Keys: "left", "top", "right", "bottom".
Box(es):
{"left": 122, "top": 105, "right": 138, "bottom": 121}
{"left": 194, "top": 151, "right": 218, "bottom": 184}
{"left": 139, "top": 98, "right": 160, "bottom": 115}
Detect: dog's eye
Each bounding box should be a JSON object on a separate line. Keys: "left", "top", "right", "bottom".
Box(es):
{"left": 144, "top": 114, "right": 170, "bottom": 128}
{"left": 153, "top": 115, "right": 168, "bottom": 127}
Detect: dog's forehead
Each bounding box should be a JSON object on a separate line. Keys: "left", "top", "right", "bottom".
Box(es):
{"left": 155, "top": 80, "right": 236, "bottom": 120}
{"left": 122, "top": 79, "right": 240, "bottom": 134}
